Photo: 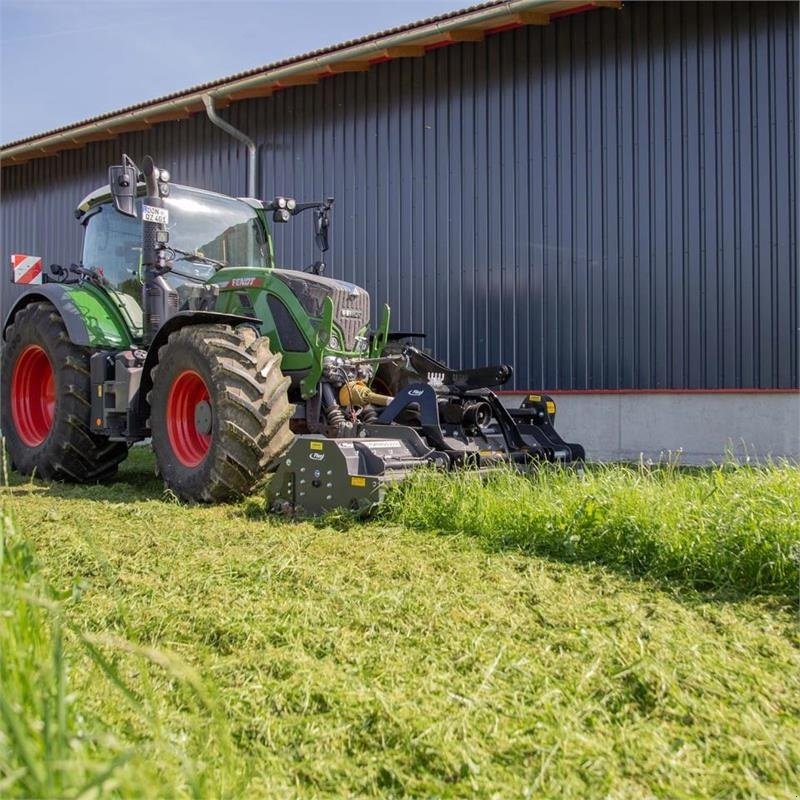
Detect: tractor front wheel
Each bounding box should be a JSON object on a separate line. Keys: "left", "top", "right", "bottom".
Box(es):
{"left": 1, "top": 301, "right": 128, "bottom": 481}
{"left": 148, "top": 324, "right": 294, "bottom": 502}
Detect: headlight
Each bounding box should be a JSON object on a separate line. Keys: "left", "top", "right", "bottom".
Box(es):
{"left": 286, "top": 198, "right": 296, "bottom": 211}
{"left": 277, "top": 197, "right": 287, "bottom": 209}
{"left": 328, "top": 335, "right": 340, "bottom": 350}
{"left": 159, "top": 169, "right": 171, "bottom": 182}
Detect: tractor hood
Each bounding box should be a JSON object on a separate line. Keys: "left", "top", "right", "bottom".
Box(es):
{"left": 272, "top": 269, "right": 370, "bottom": 351}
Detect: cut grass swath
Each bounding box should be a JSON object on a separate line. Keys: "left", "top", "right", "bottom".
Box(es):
{"left": 2, "top": 448, "right": 799, "bottom": 797}
{"left": 0, "top": 505, "right": 240, "bottom": 798}
{"left": 383, "top": 461, "right": 800, "bottom": 596}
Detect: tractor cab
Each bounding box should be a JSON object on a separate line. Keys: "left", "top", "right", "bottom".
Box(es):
{"left": 76, "top": 183, "right": 272, "bottom": 303}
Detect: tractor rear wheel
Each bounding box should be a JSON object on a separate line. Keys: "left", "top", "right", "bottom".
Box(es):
{"left": 1, "top": 301, "right": 128, "bottom": 481}
{"left": 148, "top": 323, "right": 294, "bottom": 502}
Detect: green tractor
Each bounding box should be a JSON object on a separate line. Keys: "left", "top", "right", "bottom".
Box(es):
{"left": 1, "top": 154, "right": 583, "bottom": 513}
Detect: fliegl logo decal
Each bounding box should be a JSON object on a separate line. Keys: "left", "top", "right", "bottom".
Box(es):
{"left": 309, "top": 452, "right": 325, "bottom": 461}
{"left": 408, "top": 389, "right": 425, "bottom": 397}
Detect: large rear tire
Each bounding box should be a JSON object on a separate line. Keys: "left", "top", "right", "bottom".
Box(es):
{"left": 1, "top": 301, "right": 128, "bottom": 481}
{"left": 148, "top": 324, "right": 294, "bottom": 502}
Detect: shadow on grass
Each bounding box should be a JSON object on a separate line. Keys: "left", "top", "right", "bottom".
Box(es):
{"left": 4, "top": 446, "right": 163, "bottom": 504}
{"left": 419, "top": 517, "right": 799, "bottom": 609}
{"left": 234, "top": 499, "right": 796, "bottom": 611}
{"left": 236, "top": 501, "right": 799, "bottom": 610}
{"left": 480, "top": 540, "right": 798, "bottom": 611}
{"left": 380, "top": 463, "right": 800, "bottom": 604}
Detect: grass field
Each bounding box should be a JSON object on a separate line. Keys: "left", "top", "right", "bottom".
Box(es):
{"left": 2, "top": 448, "right": 800, "bottom": 798}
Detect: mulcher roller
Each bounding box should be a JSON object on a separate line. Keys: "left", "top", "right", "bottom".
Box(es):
{"left": 268, "top": 427, "right": 442, "bottom": 515}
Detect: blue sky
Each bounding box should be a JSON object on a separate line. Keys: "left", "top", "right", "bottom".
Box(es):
{"left": 0, "top": 0, "right": 466, "bottom": 144}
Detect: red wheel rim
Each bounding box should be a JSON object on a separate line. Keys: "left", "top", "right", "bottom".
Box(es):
{"left": 10, "top": 345, "right": 56, "bottom": 447}
{"left": 166, "top": 370, "right": 212, "bottom": 467}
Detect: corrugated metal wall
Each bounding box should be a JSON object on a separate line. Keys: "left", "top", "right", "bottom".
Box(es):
{"left": 2, "top": 1, "right": 797, "bottom": 390}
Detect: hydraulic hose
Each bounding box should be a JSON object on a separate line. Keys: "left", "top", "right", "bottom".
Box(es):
{"left": 321, "top": 382, "right": 346, "bottom": 427}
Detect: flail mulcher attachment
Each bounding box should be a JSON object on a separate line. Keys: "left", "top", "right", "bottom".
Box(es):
{"left": 267, "top": 345, "right": 584, "bottom": 516}
{"left": 267, "top": 426, "right": 446, "bottom": 515}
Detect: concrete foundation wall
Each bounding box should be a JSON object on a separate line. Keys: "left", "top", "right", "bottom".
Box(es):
{"left": 500, "top": 392, "right": 800, "bottom": 464}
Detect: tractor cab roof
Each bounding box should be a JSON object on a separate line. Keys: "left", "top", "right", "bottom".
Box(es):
{"left": 74, "top": 182, "right": 256, "bottom": 221}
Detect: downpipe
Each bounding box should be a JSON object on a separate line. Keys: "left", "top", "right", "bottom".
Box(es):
{"left": 202, "top": 94, "right": 257, "bottom": 197}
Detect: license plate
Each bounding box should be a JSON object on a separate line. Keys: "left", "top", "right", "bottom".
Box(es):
{"left": 142, "top": 204, "right": 169, "bottom": 224}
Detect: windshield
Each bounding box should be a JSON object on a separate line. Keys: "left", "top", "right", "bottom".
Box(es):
{"left": 82, "top": 185, "right": 270, "bottom": 302}
{"left": 163, "top": 186, "right": 269, "bottom": 279}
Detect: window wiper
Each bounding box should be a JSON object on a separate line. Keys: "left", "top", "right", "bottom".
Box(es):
{"left": 167, "top": 247, "right": 227, "bottom": 270}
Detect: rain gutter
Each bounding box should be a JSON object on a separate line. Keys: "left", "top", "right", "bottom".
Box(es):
{"left": 1, "top": 0, "right": 562, "bottom": 163}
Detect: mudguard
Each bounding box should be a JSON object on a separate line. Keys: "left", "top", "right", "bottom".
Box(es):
{"left": 138, "top": 310, "right": 262, "bottom": 398}
{"left": 3, "top": 283, "right": 134, "bottom": 349}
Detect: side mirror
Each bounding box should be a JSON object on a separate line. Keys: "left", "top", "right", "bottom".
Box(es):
{"left": 109, "top": 158, "right": 138, "bottom": 218}
{"left": 314, "top": 198, "right": 334, "bottom": 253}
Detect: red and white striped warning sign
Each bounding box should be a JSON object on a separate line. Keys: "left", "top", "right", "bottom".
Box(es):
{"left": 10, "top": 254, "right": 43, "bottom": 284}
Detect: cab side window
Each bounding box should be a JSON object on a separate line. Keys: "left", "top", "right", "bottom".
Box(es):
{"left": 82, "top": 204, "right": 142, "bottom": 299}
